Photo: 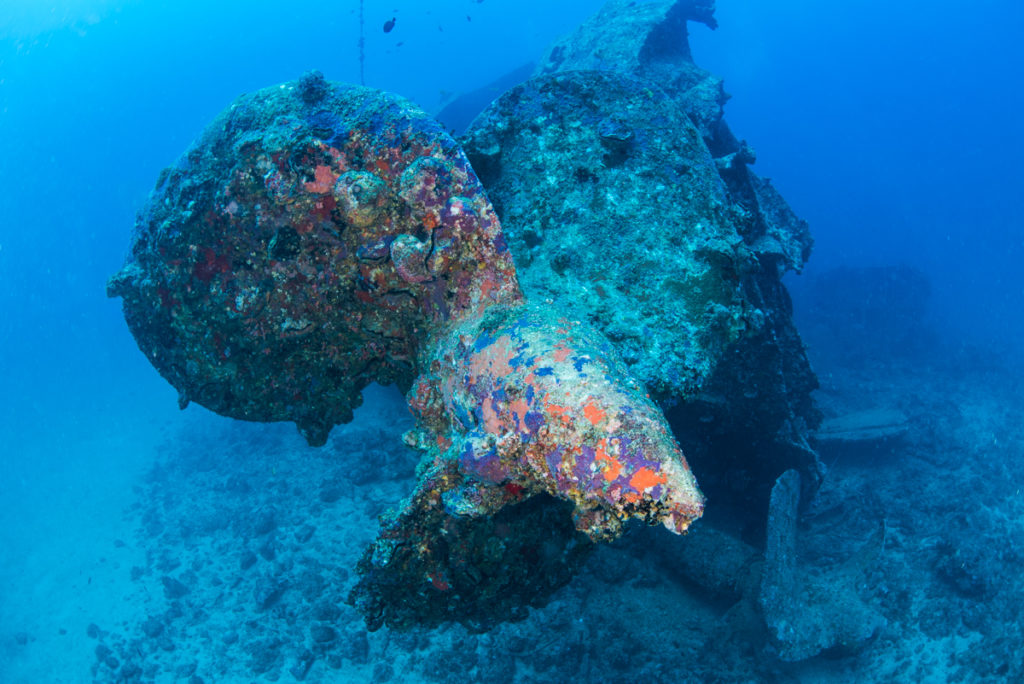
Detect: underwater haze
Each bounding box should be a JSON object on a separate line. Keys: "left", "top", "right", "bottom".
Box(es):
{"left": 1, "top": 1, "right": 1023, "bottom": 682}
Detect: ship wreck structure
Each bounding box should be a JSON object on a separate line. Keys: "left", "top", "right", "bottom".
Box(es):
{"left": 108, "top": 1, "right": 863, "bottom": 654}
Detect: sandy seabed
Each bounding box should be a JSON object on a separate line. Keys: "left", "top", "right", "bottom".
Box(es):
{"left": 1, "top": 347, "right": 1022, "bottom": 683}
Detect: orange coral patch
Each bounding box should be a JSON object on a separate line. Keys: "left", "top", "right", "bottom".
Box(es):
{"left": 481, "top": 397, "right": 503, "bottom": 434}
{"left": 479, "top": 277, "right": 496, "bottom": 301}
{"left": 510, "top": 397, "right": 530, "bottom": 431}
{"left": 594, "top": 438, "right": 623, "bottom": 482}
{"left": 468, "top": 335, "right": 516, "bottom": 380}
{"left": 543, "top": 395, "right": 573, "bottom": 426}
{"left": 304, "top": 164, "right": 337, "bottom": 193}
{"left": 553, "top": 346, "right": 571, "bottom": 363}
{"left": 630, "top": 467, "right": 667, "bottom": 492}
{"left": 583, "top": 402, "right": 606, "bottom": 426}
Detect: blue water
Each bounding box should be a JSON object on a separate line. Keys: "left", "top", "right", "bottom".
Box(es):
{"left": 1, "top": 1, "right": 1022, "bottom": 681}
{"left": 692, "top": 2, "right": 1024, "bottom": 349}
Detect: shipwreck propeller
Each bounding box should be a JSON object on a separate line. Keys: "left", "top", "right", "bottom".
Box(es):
{"left": 108, "top": 71, "right": 703, "bottom": 630}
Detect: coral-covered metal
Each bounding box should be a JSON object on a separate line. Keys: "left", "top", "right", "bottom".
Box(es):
{"left": 411, "top": 305, "right": 702, "bottom": 539}
{"left": 108, "top": 71, "right": 703, "bottom": 630}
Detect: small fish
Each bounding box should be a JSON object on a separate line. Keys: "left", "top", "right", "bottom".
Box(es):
{"left": 383, "top": 17, "right": 396, "bottom": 33}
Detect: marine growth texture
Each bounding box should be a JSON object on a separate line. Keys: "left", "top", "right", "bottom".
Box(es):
{"left": 108, "top": 72, "right": 703, "bottom": 630}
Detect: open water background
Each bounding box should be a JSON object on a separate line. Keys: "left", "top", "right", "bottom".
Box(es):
{"left": 0, "top": 0, "right": 1021, "bottom": 680}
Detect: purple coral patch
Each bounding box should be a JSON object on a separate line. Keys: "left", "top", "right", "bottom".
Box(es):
{"left": 524, "top": 411, "right": 545, "bottom": 434}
